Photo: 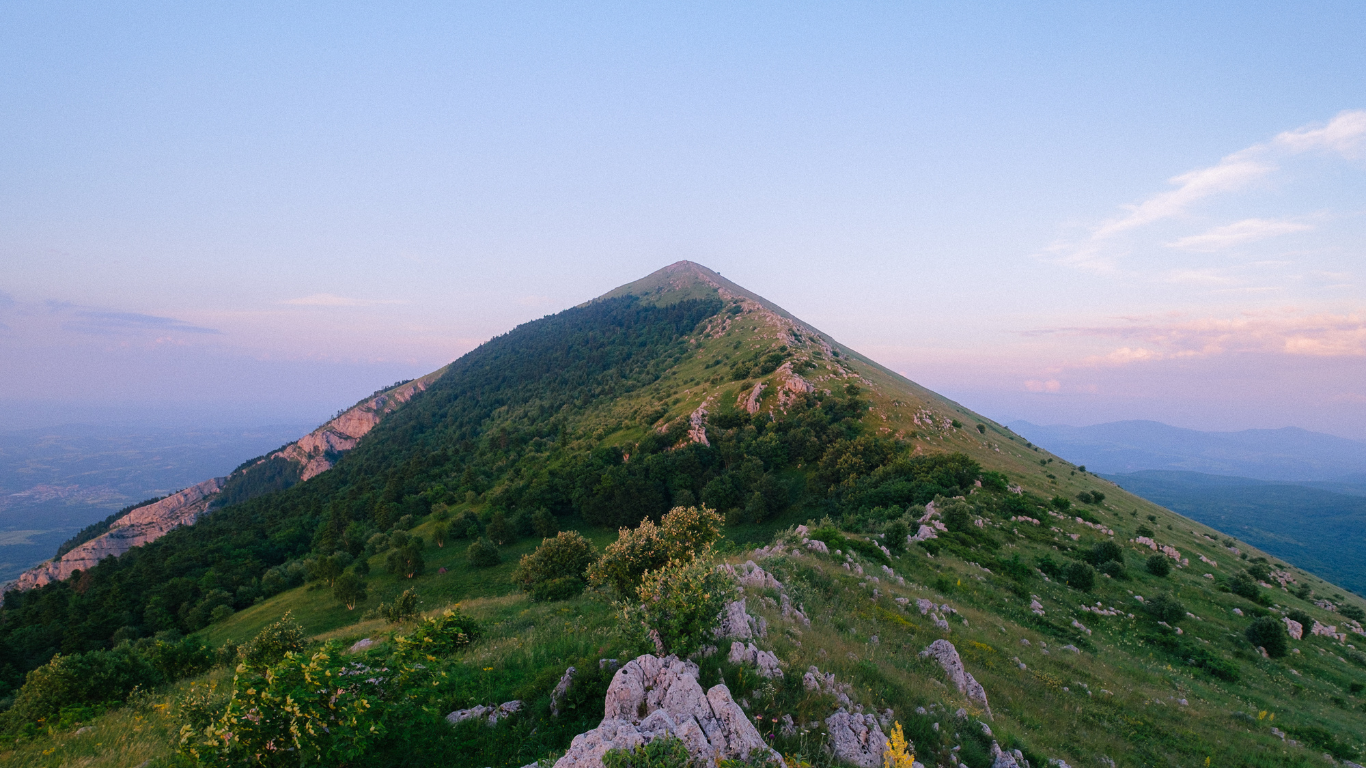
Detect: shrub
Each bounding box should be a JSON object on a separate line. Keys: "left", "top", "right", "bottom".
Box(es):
{"left": 393, "top": 608, "right": 481, "bottom": 657}
{"left": 1245, "top": 616, "right": 1289, "bottom": 658}
{"left": 386, "top": 540, "right": 426, "bottom": 578}
{"left": 1146, "top": 554, "right": 1172, "bottom": 577}
{"left": 451, "top": 510, "right": 481, "bottom": 539}
{"left": 333, "top": 571, "right": 368, "bottom": 610}
{"left": 532, "top": 508, "right": 559, "bottom": 538}
{"left": 1050, "top": 496, "right": 1072, "bottom": 512}
{"left": 1287, "top": 608, "right": 1313, "bottom": 628}
{"left": 180, "top": 645, "right": 392, "bottom": 765}
{"left": 1090, "top": 541, "right": 1123, "bottom": 565}
{"left": 2, "top": 644, "right": 162, "bottom": 730}
{"left": 209, "top": 605, "right": 235, "bottom": 624}
{"left": 1136, "top": 524, "right": 1155, "bottom": 538}
{"left": 1097, "top": 560, "right": 1126, "bottom": 579}
{"left": 883, "top": 520, "right": 909, "bottom": 552}
{"left": 1147, "top": 593, "right": 1186, "bottom": 624}
{"left": 238, "top": 612, "right": 306, "bottom": 671}
{"left": 1247, "top": 562, "right": 1271, "bottom": 582}
{"left": 372, "top": 588, "right": 422, "bottom": 624}
{"left": 587, "top": 518, "right": 672, "bottom": 599}
{"left": 980, "top": 471, "right": 1008, "bottom": 492}
{"left": 660, "top": 505, "right": 724, "bottom": 558}
{"left": 940, "top": 498, "right": 973, "bottom": 534}
{"left": 467, "top": 537, "right": 501, "bottom": 567}
{"left": 1230, "top": 573, "right": 1262, "bottom": 602}
{"left": 1064, "top": 561, "right": 1096, "bottom": 591}
{"left": 432, "top": 521, "right": 450, "bottom": 548}
{"left": 514, "top": 531, "right": 597, "bottom": 601}
{"left": 1340, "top": 604, "right": 1365, "bottom": 622}
{"left": 486, "top": 510, "right": 512, "bottom": 544}
{"left": 976, "top": 424, "right": 987, "bottom": 434}
{"left": 629, "top": 552, "right": 737, "bottom": 657}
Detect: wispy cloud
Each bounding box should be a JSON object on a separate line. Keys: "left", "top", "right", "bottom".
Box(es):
{"left": 283, "top": 294, "right": 405, "bottom": 307}
{"left": 1167, "top": 217, "right": 1314, "bottom": 252}
{"left": 57, "top": 308, "right": 221, "bottom": 336}
{"left": 1040, "top": 309, "right": 1366, "bottom": 365}
{"left": 1046, "top": 110, "right": 1366, "bottom": 269}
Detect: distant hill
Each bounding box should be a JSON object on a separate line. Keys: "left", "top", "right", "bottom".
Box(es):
{"left": 1009, "top": 419, "right": 1366, "bottom": 482}
{"left": 1106, "top": 470, "right": 1366, "bottom": 595}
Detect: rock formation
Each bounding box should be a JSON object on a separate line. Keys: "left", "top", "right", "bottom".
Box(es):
{"left": 727, "top": 642, "right": 784, "bottom": 678}
{"left": 919, "top": 639, "right": 991, "bottom": 717}
{"left": 15, "top": 477, "right": 225, "bottom": 590}
{"left": 10, "top": 371, "right": 442, "bottom": 593}
{"left": 554, "top": 654, "right": 778, "bottom": 768}
{"left": 824, "top": 708, "right": 887, "bottom": 767}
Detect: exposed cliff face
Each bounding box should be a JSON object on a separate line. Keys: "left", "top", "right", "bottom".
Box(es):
{"left": 9, "top": 371, "right": 443, "bottom": 593}
{"left": 269, "top": 377, "right": 434, "bottom": 481}
{"left": 15, "top": 477, "right": 225, "bottom": 590}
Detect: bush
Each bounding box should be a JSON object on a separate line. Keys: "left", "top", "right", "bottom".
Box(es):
{"left": 940, "top": 499, "right": 973, "bottom": 534}
{"left": 659, "top": 505, "right": 724, "bottom": 558}
{"left": 432, "top": 521, "right": 450, "bottom": 548}
{"left": 1050, "top": 496, "right": 1072, "bottom": 512}
{"left": 393, "top": 608, "right": 482, "bottom": 657}
{"left": 1090, "top": 541, "right": 1123, "bottom": 565}
{"left": 371, "top": 588, "right": 422, "bottom": 624}
{"left": 1287, "top": 608, "right": 1314, "bottom": 628}
{"left": 1136, "top": 524, "right": 1155, "bottom": 538}
{"left": 629, "top": 553, "right": 737, "bottom": 657}
{"left": 1245, "top": 615, "right": 1289, "bottom": 658}
{"left": 386, "top": 540, "right": 426, "bottom": 578}
{"left": 980, "top": 471, "right": 1008, "bottom": 492}
{"left": 1146, "top": 554, "right": 1172, "bottom": 577}
{"left": 1, "top": 644, "right": 162, "bottom": 731}
{"left": 883, "top": 520, "right": 909, "bottom": 552}
{"left": 467, "top": 537, "right": 501, "bottom": 567}
{"left": 1147, "top": 593, "right": 1186, "bottom": 624}
{"left": 1064, "top": 561, "right": 1096, "bottom": 591}
{"left": 239, "top": 612, "right": 306, "bottom": 671}
{"left": 1230, "top": 573, "right": 1262, "bottom": 602}
{"left": 1340, "top": 605, "right": 1365, "bottom": 622}
{"left": 514, "top": 531, "right": 597, "bottom": 601}
{"left": 588, "top": 518, "right": 673, "bottom": 599}
{"left": 486, "top": 510, "right": 512, "bottom": 544}
{"left": 532, "top": 508, "right": 558, "bottom": 538}
{"left": 1097, "top": 560, "right": 1126, "bottom": 579}
{"left": 333, "top": 571, "right": 368, "bottom": 610}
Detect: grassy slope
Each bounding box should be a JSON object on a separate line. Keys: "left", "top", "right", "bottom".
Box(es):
{"left": 6, "top": 261, "right": 1365, "bottom": 766}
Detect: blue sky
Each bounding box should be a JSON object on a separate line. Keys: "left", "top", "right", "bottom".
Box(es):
{"left": 2, "top": 2, "right": 1364, "bottom": 437}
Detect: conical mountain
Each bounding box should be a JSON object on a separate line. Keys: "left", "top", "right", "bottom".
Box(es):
{"left": 1, "top": 263, "right": 1362, "bottom": 766}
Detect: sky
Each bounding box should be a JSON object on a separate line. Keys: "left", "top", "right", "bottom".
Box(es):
{"left": 2, "top": 2, "right": 1364, "bottom": 438}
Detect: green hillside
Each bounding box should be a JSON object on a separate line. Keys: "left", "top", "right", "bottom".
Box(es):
{"left": 1, "top": 262, "right": 1363, "bottom": 767}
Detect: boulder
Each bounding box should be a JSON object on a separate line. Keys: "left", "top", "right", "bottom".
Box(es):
{"left": 1284, "top": 617, "right": 1304, "bottom": 640}
{"left": 919, "top": 640, "right": 991, "bottom": 717}
{"left": 990, "top": 741, "right": 1024, "bottom": 768}
{"left": 714, "top": 598, "right": 766, "bottom": 640}
{"left": 348, "top": 637, "right": 375, "bottom": 653}
{"left": 554, "top": 654, "right": 778, "bottom": 768}
{"left": 551, "top": 666, "right": 577, "bottom": 716}
{"left": 727, "top": 642, "right": 784, "bottom": 679}
{"left": 825, "top": 708, "right": 887, "bottom": 768}
{"left": 446, "top": 700, "right": 522, "bottom": 726}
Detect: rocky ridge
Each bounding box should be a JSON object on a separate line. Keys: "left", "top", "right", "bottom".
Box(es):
{"left": 9, "top": 371, "right": 442, "bottom": 593}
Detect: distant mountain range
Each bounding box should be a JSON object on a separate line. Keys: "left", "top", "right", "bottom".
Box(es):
{"left": 1104, "top": 470, "right": 1366, "bottom": 595}
{"left": 1007, "top": 419, "right": 1366, "bottom": 482}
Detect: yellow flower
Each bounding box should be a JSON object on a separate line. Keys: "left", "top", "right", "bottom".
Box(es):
{"left": 883, "top": 722, "right": 915, "bottom": 768}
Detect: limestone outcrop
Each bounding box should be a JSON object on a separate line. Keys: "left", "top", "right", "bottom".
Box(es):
{"left": 919, "top": 640, "right": 991, "bottom": 717}
{"left": 553, "top": 654, "right": 778, "bottom": 768}
{"left": 824, "top": 708, "right": 887, "bottom": 767}
{"left": 10, "top": 371, "right": 442, "bottom": 594}
{"left": 15, "top": 477, "right": 225, "bottom": 590}
{"left": 727, "top": 642, "right": 784, "bottom": 679}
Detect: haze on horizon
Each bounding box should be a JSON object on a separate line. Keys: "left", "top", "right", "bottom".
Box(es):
{"left": 2, "top": 3, "right": 1364, "bottom": 438}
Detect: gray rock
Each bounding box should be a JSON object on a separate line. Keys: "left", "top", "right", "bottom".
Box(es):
{"left": 348, "top": 637, "right": 375, "bottom": 653}
{"left": 988, "top": 741, "right": 1019, "bottom": 768}
{"left": 919, "top": 640, "right": 991, "bottom": 717}
{"left": 554, "top": 654, "right": 777, "bottom": 768}
{"left": 715, "top": 598, "right": 766, "bottom": 640}
{"left": 825, "top": 708, "right": 888, "bottom": 768}
{"left": 446, "top": 700, "right": 521, "bottom": 726}
{"left": 551, "top": 667, "right": 577, "bottom": 717}
{"left": 1285, "top": 617, "right": 1304, "bottom": 640}
{"left": 727, "top": 641, "right": 785, "bottom": 679}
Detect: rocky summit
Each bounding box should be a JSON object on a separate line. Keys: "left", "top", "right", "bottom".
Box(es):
{"left": 0, "top": 262, "right": 1363, "bottom": 767}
